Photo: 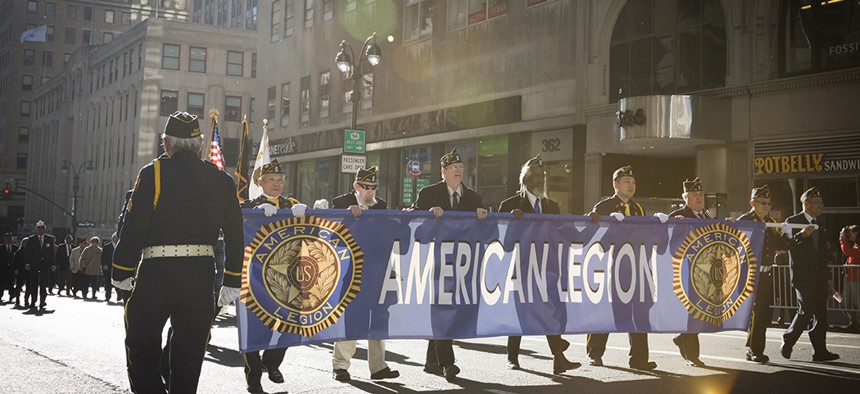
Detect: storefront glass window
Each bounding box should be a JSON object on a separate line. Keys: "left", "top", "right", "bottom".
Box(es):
{"left": 297, "top": 158, "right": 334, "bottom": 203}
{"left": 477, "top": 136, "right": 509, "bottom": 211}
{"left": 401, "top": 146, "right": 433, "bottom": 208}
{"left": 779, "top": 0, "right": 860, "bottom": 76}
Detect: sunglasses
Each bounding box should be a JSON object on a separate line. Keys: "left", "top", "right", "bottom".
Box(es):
{"left": 357, "top": 183, "right": 378, "bottom": 191}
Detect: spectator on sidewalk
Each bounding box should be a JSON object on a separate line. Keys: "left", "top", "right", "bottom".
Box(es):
{"left": 55, "top": 235, "right": 73, "bottom": 297}
{"left": 69, "top": 238, "right": 86, "bottom": 298}
{"left": 79, "top": 237, "right": 103, "bottom": 300}
{"left": 840, "top": 225, "right": 860, "bottom": 332}
{"left": 101, "top": 233, "right": 117, "bottom": 302}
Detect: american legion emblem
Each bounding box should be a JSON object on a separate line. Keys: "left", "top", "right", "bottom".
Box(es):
{"left": 241, "top": 216, "right": 363, "bottom": 336}
{"left": 673, "top": 223, "right": 757, "bottom": 326}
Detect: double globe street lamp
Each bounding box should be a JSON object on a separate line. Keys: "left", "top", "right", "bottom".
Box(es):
{"left": 60, "top": 159, "right": 93, "bottom": 240}
{"left": 335, "top": 32, "right": 382, "bottom": 129}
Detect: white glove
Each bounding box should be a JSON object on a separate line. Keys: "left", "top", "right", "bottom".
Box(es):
{"left": 257, "top": 203, "right": 277, "bottom": 217}
{"left": 112, "top": 277, "right": 134, "bottom": 291}
{"left": 291, "top": 203, "right": 308, "bottom": 218}
{"left": 654, "top": 212, "right": 669, "bottom": 223}
{"left": 218, "top": 286, "right": 241, "bottom": 307}
{"left": 609, "top": 212, "right": 625, "bottom": 222}
{"left": 781, "top": 223, "right": 793, "bottom": 236}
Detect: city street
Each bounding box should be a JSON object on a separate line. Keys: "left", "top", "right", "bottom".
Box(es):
{"left": 1, "top": 293, "right": 859, "bottom": 394}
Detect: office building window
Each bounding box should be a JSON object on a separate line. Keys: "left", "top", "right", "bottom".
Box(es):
{"left": 285, "top": 0, "right": 294, "bottom": 37}
{"left": 67, "top": 5, "right": 77, "bottom": 19}
{"left": 779, "top": 0, "right": 860, "bottom": 75}
{"left": 280, "top": 82, "right": 290, "bottom": 126}
{"left": 251, "top": 52, "right": 257, "bottom": 77}
{"left": 84, "top": 6, "right": 93, "bottom": 20}
{"left": 160, "top": 90, "right": 178, "bottom": 116}
{"left": 323, "top": 0, "right": 333, "bottom": 21}
{"left": 46, "top": 26, "right": 54, "bottom": 41}
{"left": 225, "top": 96, "right": 242, "bottom": 121}
{"left": 23, "top": 50, "right": 35, "bottom": 65}
{"left": 227, "top": 51, "right": 243, "bottom": 76}
{"left": 19, "top": 127, "right": 30, "bottom": 143}
{"left": 267, "top": 86, "right": 277, "bottom": 122}
{"left": 271, "top": 0, "right": 282, "bottom": 42}
{"left": 162, "top": 44, "right": 180, "bottom": 69}
{"left": 300, "top": 76, "right": 310, "bottom": 123}
{"left": 250, "top": 97, "right": 256, "bottom": 123}
{"left": 46, "top": 2, "right": 56, "bottom": 15}
{"left": 17, "top": 154, "right": 28, "bottom": 169}
{"left": 22, "top": 75, "right": 33, "bottom": 91}
{"left": 346, "top": 0, "right": 357, "bottom": 13}
{"left": 42, "top": 51, "right": 53, "bottom": 67}
{"left": 319, "top": 71, "right": 329, "bottom": 119}
{"left": 105, "top": 10, "right": 114, "bottom": 23}
{"left": 187, "top": 93, "right": 205, "bottom": 117}
{"left": 27, "top": 1, "right": 37, "bottom": 13}
{"left": 103, "top": 32, "right": 113, "bottom": 43}
{"left": 21, "top": 101, "right": 31, "bottom": 116}
{"left": 122, "top": 12, "right": 131, "bottom": 25}
{"left": 405, "top": 0, "right": 433, "bottom": 41}
{"left": 189, "top": 46, "right": 206, "bottom": 73}
{"left": 447, "top": 0, "right": 509, "bottom": 31}
{"left": 63, "top": 53, "right": 71, "bottom": 65}
{"left": 304, "top": 0, "right": 314, "bottom": 28}
{"left": 82, "top": 29, "right": 91, "bottom": 45}
{"left": 64, "top": 27, "right": 75, "bottom": 44}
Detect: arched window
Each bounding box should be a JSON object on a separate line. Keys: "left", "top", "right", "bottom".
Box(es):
{"left": 779, "top": 0, "right": 860, "bottom": 76}
{"left": 609, "top": 0, "right": 727, "bottom": 102}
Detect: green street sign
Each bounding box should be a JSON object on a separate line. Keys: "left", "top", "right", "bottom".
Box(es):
{"left": 344, "top": 129, "right": 366, "bottom": 154}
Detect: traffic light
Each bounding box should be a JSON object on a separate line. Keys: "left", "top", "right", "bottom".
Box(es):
{"left": 1, "top": 183, "right": 11, "bottom": 199}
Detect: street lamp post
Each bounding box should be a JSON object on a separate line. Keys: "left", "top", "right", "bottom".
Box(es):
{"left": 335, "top": 33, "right": 382, "bottom": 129}
{"left": 60, "top": 159, "right": 93, "bottom": 240}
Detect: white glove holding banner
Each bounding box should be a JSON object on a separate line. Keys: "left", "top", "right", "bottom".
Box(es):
{"left": 257, "top": 203, "right": 277, "bottom": 217}
{"left": 218, "top": 286, "right": 241, "bottom": 307}
{"left": 609, "top": 212, "right": 625, "bottom": 222}
{"left": 112, "top": 277, "right": 134, "bottom": 291}
{"left": 291, "top": 203, "right": 308, "bottom": 218}
{"left": 654, "top": 212, "right": 669, "bottom": 224}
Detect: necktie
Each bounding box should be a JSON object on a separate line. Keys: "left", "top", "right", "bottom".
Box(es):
{"left": 534, "top": 199, "right": 541, "bottom": 214}
{"left": 623, "top": 203, "right": 631, "bottom": 216}
{"left": 267, "top": 198, "right": 280, "bottom": 209}
{"left": 452, "top": 192, "right": 459, "bottom": 211}
{"left": 39, "top": 236, "right": 43, "bottom": 248}
{"left": 811, "top": 219, "right": 819, "bottom": 249}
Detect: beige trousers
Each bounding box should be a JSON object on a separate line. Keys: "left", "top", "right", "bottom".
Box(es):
{"left": 332, "top": 340, "right": 389, "bottom": 373}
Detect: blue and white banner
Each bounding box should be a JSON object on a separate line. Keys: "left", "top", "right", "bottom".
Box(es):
{"left": 236, "top": 210, "right": 765, "bottom": 352}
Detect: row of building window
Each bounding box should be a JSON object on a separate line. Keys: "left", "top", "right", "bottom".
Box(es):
{"left": 161, "top": 44, "right": 254, "bottom": 77}
{"left": 262, "top": 70, "right": 372, "bottom": 128}
{"left": 159, "top": 91, "right": 249, "bottom": 122}
{"left": 92, "top": 44, "right": 145, "bottom": 93}
{"left": 27, "top": 1, "right": 94, "bottom": 21}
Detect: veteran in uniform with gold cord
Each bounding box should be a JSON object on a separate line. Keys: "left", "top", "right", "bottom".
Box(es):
{"left": 112, "top": 111, "right": 244, "bottom": 393}
{"left": 238, "top": 158, "right": 307, "bottom": 394}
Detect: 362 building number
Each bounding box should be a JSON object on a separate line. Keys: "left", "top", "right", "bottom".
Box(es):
{"left": 542, "top": 138, "right": 561, "bottom": 152}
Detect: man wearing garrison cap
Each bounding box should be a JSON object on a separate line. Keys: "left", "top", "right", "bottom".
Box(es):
{"left": 21, "top": 220, "right": 56, "bottom": 310}
{"left": 735, "top": 186, "right": 790, "bottom": 363}
{"left": 781, "top": 187, "right": 839, "bottom": 362}
{"left": 499, "top": 155, "right": 582, "bottom": 374}
{"left": 407, "top": 148, "right": 488, "bottom": 382}
{"left": 329, "top": 166, "right": 400, "bottom": 382}
{"left": 113, "top": 111, "right": 245, "bottom": 392}
{"left": 667, "top": 177, "right": 713, "bottom": 367}
{"left": 584, "top": 165, "right": 658, "bottom": 371}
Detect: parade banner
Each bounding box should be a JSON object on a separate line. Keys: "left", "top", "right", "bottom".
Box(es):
{"left": 236, "top": 210, "right": 765, "bottom": 352}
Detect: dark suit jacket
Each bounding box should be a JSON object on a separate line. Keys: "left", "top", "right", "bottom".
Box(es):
{"left": 331, "top": 192, "right": 387, "bottom": 210}
{"left": 785, "top": 212, "right": 830, "bottom": 289}
{"left": 499, "top": 192, "right": 561, "bottom": 215}
{"left": 101, "top": 242, "right": 114, "bottom": 276}
{"left": 592, "top": 195, "right": 645, "bottom": 216}
{"left": 669, "top": 206, "right": 713, "bottom": 219}
{"left": 55, "top": 242, "right": 73, "bottom": 270}
{"left": 0, "top": 243, "right": 18, "bottom": 276}
{"left": 22, "top": 233, "right": 56, "bottom": 271}
{"left": 411, "top": 181, "right": 483, "bottom": 212}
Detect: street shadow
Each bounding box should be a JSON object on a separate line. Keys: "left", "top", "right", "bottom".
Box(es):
{"left": 453, "top": 339, "right": 553, "bottom": 361}
{"left": 312, "top": 342, "right": 425, "bottom": 368}
{"left": 204, "top": 343, "right": 244, "bottom": 368}
{"left": 22, "top": 308, "right": 54, "bottom": 316}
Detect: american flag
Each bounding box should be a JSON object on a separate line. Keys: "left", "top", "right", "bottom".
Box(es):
{"left": 209, "top": 115, "right": 225, "bottom": 171}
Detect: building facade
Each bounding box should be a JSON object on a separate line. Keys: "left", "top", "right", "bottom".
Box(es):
{"left": 0, "top": 0, "right": 189, "bottom": 235}
{"left": 28, "top": 17, "right": 257, "bottom": 239}
{"left": 254, "top": 0, "right": 858, "bottom": 239}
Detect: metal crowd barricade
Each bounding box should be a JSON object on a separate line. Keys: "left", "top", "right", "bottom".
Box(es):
{"left": 771, "top": 265, "right": 860, "bottom": 318}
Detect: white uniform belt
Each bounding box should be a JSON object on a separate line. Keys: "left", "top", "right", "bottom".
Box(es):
{"left": 141, "top": 244, "right": 214, "bottom": 259}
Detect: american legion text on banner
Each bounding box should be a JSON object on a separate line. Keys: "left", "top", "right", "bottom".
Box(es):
{"left": 236, "top": 210, "right": 765, "bottom": 353}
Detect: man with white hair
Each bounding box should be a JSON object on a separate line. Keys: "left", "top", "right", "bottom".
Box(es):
{"left": 500, "top": 155, "right": 581, "bottom": 374}
{"left": 22, "top": 220, "right": 56, "bottom": 310}
{"left": 329, "top": 167, "right": 400, "bottom": 382}
{"left": 112, "top": 111, "right": 244, "bottom": 393}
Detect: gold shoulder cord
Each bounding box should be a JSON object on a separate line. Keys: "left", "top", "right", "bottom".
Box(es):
{"left": 153, "top": 160, "right": 161, "bottom": 210}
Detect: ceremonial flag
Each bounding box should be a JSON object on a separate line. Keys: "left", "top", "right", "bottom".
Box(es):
{"left": 234, "top": 117, "right": 251, "bottom": 202}
{"left": 248, "top": 119, "right": 270, "bottom": 200}
{"left": 208, "top": 111, "right": 225, "bottom": 171}
{"left": 20, "top": 25, "right": 47, "bottom": 43}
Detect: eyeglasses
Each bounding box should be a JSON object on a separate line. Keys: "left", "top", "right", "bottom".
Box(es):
{"left": 357, "top": 183, "right": 378, "bottom": 191}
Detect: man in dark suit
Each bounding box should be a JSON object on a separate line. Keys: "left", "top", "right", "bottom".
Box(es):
{"left": 22, "top": 220, "right": 57, "bottom": 310}
{"left": 668, "top": 178, "right": 711, "bottom": 367}
{"left": 409, "top": 148, "right": 488, "bottom": 382}
{"left": 101, "top": 233, "right": 117, "bottom": 302}
{"left": 112, "top": 111, "right": 245, "bottom": 393}
{"left": 500, "top": 155, "right": 581, "bottom": 374}
{"left": 0, "top": 233, "right": 17, "bottom": 303}
{"left": 780, "top": 187, "right": 839, "bottom": 362}
{"left": 585, "top": 165, "right": 658, "bottom": 371}
{"left": 736, "top": 186, "right": 790, "bottom": 363}
{"left": 55, "top": 235, "right": 73, "bottom": 297}
{"left": 330, "top": 167, "right": 400, "bottom": 382}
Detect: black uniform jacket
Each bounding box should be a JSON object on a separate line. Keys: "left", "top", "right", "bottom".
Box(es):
{"left": 113, "top": 151, "right": 244, "bottom": 287}
{"left": 240, "top": 194, "right": 300, "bottom": 210}
{"left": 0, "top": 243, "right": 18, "bottom": 275}
{"left": 331, "top": 192, "right": 387, "bottom": 210}
{"left": 22, "top": 233, "right": 56, "bottom": 269}
{"left": 411, "top": 181, "right": 483, "bottom": 212}
{"left": 499, "top": 192, "right": 561, "bottom": 215}
{"left": 737, "top": 210, "right": 789, "bottom": 267}
{"left": 785, "top": 212, "right": 830, "bottom": 289}
{"left": 669, "top": 206, "right": 713, "bottom": 219}
{"left": 592, "top": 195, "right": 645, "bottom": 216}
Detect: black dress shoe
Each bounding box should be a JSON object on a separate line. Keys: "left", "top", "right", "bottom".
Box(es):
{"left": 588, "top": 357, "right": 603, "bottom": 366}
{"left": 370, "top": 367, "right": 400, "bottom": 380}
{"left": 266, "top": 368, "right": 284, "bottom": 383}
{"left": 629, "top": 360, "right": 658, "bottom": 371}
{"left": 507, "top": 359, "right": 521, "bottom": 370}
{"left": 672, "top": 336, "right": 687, "bottom": 359}
{"left": 780, "top": 341, "right": 792, "bottom": 359}
{"left": 333, "top": 368, "right": 350, "bottom": 382}
{"left": 443, "top": 364, "right": 460, "bottom": 382}
{"left": 246, "top": 382, "right": 264, "bottom": 393}
{"left": 552, "top": 355, "right": 581, "bottom": 374}
{"left": 686, "top": 358, "right": 705, "bottom": 367}
{"left": 812, "top": 352, "right": 839, "bottom": 362}
{"left": 746, "top": 352, "right": 770, "bottom": 363}
{"left": 423, "top": 364, "right": 443, "bottom": 376}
